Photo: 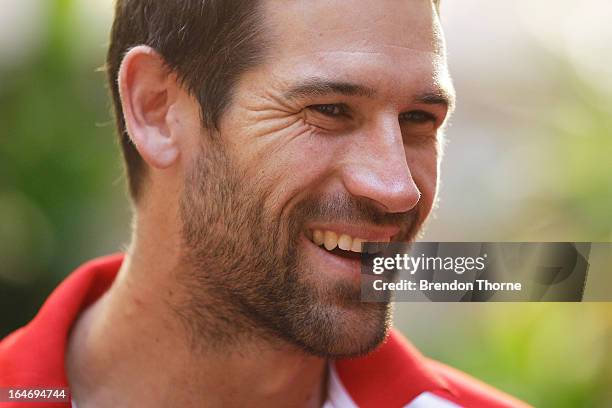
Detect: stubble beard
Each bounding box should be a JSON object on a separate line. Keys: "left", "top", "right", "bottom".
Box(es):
{"left": 176, "top": 140, "right": 417, "bottom": 358}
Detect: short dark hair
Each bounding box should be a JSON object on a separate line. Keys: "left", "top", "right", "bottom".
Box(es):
{"left": 106, "top": 0, "right": 266, "bottom": 199}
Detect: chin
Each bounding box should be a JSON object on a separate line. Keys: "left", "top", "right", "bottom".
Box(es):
{"left": 274, "top": 252, "right": 391, "bottom": 358}
{"left": 290, "top": 298, "right": 393, "bottom": 359}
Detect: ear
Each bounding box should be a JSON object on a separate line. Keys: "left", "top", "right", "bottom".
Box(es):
{"left": 118, "top": 46, "right": 180, "bottom": 169}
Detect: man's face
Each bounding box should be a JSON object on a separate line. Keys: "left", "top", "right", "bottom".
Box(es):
{"left": 179, "top": 0, "right": 453, "bottom": 357}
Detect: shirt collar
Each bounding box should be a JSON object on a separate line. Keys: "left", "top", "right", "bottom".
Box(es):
{"left": 1, "top": 254, "right": 454, "bottom": 406}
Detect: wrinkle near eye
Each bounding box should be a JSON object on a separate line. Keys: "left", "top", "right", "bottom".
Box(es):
{"left": 302, "top": 107, "right": 352, "bottom": 134}
{"left": 247, "top": 112, "right": 311, "bottom": 141}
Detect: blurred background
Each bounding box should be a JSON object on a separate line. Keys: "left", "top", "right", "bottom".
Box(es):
{"left": 0, "top": 0, "right": 610, "bottom": 406}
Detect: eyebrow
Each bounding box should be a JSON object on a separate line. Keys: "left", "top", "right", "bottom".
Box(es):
{"left": 283, "top": 77, "right": 455, "bottom": 111}
{"left": 414, "top": 89, "right": 456, "bottom": 111}
{"left": 283, "top": 79, "right": 376, "bottom": 100}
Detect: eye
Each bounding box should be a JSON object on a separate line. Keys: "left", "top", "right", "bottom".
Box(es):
{"left": 399, "top": 110, "right": 437, "bottom": 124}
{"left": 308, "top": 104, "right": 347, "bottom": 117}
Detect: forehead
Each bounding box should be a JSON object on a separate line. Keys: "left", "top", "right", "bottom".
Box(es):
{"left": 265, "top": 0, "right": 441, "bottom": 53}
{"left": 260, "top": 0, "right": 448, "bottom": 97}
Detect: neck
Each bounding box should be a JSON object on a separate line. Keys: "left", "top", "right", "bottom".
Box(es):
{"left": 66, "top": 221, "right": 327, "bottom": 408}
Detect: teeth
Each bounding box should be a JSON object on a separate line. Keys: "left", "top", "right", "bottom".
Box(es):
{"left": 313, "top": 229, "right": 324, "bottom": 246}
{"left": 324, "top": 231, "right": 338, "bottom": 250}
{"left": 338, "top": 234, "right": 352, "bottom": 251}
{"left": 351, "top": 238, "right": 364, "bottom": 252}
{"left": 310, "top": 230, "right": 389, "bottom": 254}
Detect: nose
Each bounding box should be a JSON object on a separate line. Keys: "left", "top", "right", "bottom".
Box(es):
{"left": 340, "top": 116, "right": 421, "bottom": 214}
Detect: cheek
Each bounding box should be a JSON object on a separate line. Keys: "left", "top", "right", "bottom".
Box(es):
{"left": 243, "top": 131, "right": 341, "bottom": 215}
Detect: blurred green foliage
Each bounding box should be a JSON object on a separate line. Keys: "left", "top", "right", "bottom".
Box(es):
{"left": 514, "top": 55, "right": 612, "bottom": 241}
{"left": 0, "top": 0, "right": 128, "bottom": 333}
{"left": 405, "top": 304, "right": 612, "bottom": 407}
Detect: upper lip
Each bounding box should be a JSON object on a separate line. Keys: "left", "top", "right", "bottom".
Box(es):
{"left": 305, "top": 222, "right": 401, "bottom": 241}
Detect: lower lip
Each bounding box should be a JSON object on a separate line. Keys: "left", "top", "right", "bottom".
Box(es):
{"left": 299, "top": 234, "right": 362, "bottom": 282}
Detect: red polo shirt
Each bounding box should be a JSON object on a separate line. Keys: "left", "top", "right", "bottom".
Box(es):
{"left": 0, "top": 255, "right": 530, "bottom": 407}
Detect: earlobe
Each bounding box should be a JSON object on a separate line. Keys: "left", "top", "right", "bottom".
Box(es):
{"left": 118, "top": 45, "right": 180, "bottom": 170}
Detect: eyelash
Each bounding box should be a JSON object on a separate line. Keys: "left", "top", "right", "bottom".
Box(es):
{"left": 308, "top": 104, "right": 349, "bottom": 117}
{"left": 399, "top": 110, "right": 437, "bottom": 124}
{"left": 308, "top": 104, "right": 437, "bottom": 124}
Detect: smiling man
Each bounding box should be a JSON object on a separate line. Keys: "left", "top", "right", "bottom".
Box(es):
{"left": 0, "top": 1, "right": 529, "bottom": 407}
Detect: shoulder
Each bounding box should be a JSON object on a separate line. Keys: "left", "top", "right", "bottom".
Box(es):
{"left": 334, "top": 329, "right": 531, "bottom": 408}
{"left": 0, "top": 255, "right": 123, "bottom": 387}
